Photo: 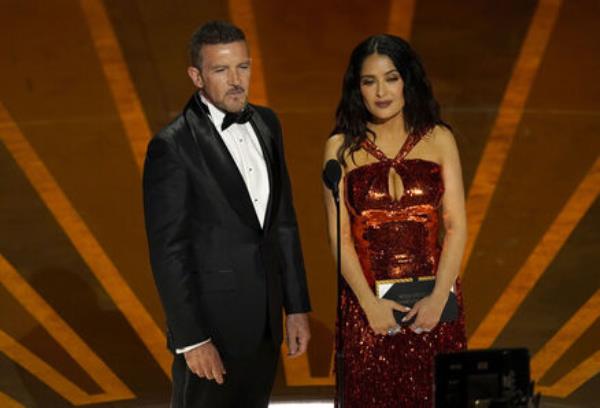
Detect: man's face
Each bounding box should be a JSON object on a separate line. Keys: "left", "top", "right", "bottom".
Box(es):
{"left": 187, "top": 41, "right": 251, "bottom": 113}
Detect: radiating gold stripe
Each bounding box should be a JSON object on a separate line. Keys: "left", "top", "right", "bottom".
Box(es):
{"left": 462, "top": 0, "right": 562, "bottom": 272}
{"left": 0, "top": 103, "right": 171, "bottom": 377}
{"left": 0, "top": 392, "right": 24, "bottom": 408}
{"left": 0, "top": 329, "right": 84, "bottom": 402}
{"left": 79, "top": 0, "right": 151, "bottom": 171}
{"left": 0, "top": 330, "right": 131, "bottom": 405}
{"left": 531, "top": 289, "right": 600, "bottom": 381}
{"left": 0, "top": 254, "right": 134, "bottom": 402}
{"left": 228, "top": 0, "right": 268, "bottom": 106}
{"left": 387, "top": 0, "right": 416, "bottom": 39}
{"left": 538, "top": 350, "right": 600, "bottom": 398}
{"left": 469, "top": 157, "right": 600, "bottom": 349}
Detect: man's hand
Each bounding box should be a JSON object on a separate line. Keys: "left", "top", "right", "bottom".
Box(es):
{"left": 184, "top": 342, "right": 226, "bottom": 384}
{"left": 285, "top": 313, "right": 311, "bottom": 357}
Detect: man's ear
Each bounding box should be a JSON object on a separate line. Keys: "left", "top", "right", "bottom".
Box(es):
{"left": 187, "top": 66, "right": 204, "bottom": 89}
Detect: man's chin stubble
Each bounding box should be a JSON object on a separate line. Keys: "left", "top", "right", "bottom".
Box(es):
{"left": 225, "top": 97, "right": 247, "bottom": 112}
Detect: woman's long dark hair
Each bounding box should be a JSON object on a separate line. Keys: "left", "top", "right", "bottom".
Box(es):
{"left": 331, "top": 34, "right": 449, "bottom": 165}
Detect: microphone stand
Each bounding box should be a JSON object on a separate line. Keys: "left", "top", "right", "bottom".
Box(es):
{"left": 332, "top": 182, "right": 344, "bottom": 408}
{"left": 323, "top": 159, "right": 344, "bottom": 407}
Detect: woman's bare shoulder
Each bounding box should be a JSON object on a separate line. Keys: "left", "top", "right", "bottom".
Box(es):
{"left": 429, "top": 125, "right": 460, "bottom": 166}
{"left": 430, "top": 125, "right": 456, "bottom": 145}
{"left": 327, "top": 133, "right": 345, "bottom": 148}
{"left": 324, "top": 134, "right": 345, "bottom": 159}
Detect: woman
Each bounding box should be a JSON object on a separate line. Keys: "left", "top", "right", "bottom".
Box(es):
{"left": 323, "top": 35, "right": 467, "bottom": 407}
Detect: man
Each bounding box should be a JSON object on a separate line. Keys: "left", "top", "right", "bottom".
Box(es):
{"left": 143, "top": 21, "right": 311, "bottom": 407}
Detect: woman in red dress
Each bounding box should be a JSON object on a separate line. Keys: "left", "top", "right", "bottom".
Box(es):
{"left": 323, "top": 35, "right": 467, "bottom": 407}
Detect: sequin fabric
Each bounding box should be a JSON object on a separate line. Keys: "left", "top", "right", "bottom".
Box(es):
{"left": 337, "top": 134, "right": 467, "bottom": 407}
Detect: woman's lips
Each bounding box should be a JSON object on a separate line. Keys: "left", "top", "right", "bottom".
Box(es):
{"left": 375, "top": 100, "right": 392, "bottom": 108}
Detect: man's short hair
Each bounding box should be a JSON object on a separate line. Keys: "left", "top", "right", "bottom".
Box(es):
{"left": 188, "top": 21, "right": 246, "bottom": 68}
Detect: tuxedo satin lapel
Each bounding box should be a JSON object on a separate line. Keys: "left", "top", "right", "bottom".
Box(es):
{"left": 249, "top": 106, "right": 281, "bottom": 232}
{"left": 184, "top": 95, "right": 261, "bottom": 230}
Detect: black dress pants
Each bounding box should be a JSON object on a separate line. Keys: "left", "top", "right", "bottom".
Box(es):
{"left": 171, "top": 335, "right": 279, "bottom": 408}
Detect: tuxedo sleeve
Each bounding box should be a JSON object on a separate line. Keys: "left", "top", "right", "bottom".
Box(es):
{"left": 143, "top": 136, "right": 209, "bottom": 351}
{"left": 270, "top": 112, "right": 312, "bottom": 314}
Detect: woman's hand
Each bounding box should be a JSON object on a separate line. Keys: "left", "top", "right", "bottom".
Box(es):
{"left": 362, "top": 298, "right": 410, "bottom": 335}
{"left": 402, "top": 292, "right": 448, "bottom": 333}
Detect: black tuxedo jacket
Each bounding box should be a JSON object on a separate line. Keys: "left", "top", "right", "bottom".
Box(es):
{"left": 143, "top": 94, "right": 311, "bottom": 357}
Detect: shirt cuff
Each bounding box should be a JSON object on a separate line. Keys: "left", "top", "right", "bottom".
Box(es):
{"left": 175, "top": 338, "right": 211, "bottom": 354}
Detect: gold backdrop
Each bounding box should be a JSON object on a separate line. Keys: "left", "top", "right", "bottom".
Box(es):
{"left": 0, "top": 0, "right": 599, "bottom": 406}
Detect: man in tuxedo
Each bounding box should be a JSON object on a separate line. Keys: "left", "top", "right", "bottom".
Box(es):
{"left": 143, "top": 21, "right": 311, "bottom": 407}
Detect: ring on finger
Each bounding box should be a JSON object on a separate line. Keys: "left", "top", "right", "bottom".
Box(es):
{"left": 387, "top": 326, "right": 401, "bottom": 336}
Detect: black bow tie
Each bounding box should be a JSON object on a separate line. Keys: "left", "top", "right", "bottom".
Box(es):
{"left": 221, "top": 108, "right": 253, "bottom": 131}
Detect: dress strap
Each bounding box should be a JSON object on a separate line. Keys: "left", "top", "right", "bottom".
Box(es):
{"left": 394, "top": 133, "right": 420, "bottom": 162}
{"left": 361, "top": 138, "right": 389, "bottom": 162}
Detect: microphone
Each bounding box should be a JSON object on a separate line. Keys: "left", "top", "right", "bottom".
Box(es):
{"left": 322, "top": 159, "right": 342, "bottom": 195}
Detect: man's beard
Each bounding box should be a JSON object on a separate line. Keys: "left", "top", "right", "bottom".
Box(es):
{"left": 223, "top": 88, "right": 247, "bottom": 113}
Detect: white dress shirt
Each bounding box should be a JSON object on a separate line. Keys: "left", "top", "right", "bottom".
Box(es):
{"left": 176, "top": 94, "right": 271, "bottom": 354}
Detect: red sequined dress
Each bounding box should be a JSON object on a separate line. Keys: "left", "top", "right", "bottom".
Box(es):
{"left": 337, "top": 133, "right": 467, "bottom": 407}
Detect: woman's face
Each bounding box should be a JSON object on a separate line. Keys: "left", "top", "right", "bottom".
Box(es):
{"left": 359, "top": 53, "right": 405, "bottom": 122}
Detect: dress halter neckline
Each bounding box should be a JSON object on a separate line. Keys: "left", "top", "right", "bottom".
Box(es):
{"left": 361, "top": 133, "right": 419, "bottom": 164}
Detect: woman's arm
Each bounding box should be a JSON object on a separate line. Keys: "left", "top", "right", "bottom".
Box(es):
{"left": 433, "top": 126, "right": 467, "bottom": 299}
{"left": 323, "top": 135, "right": 408, "bottom": 335}
{"left": 403, "top": 126, "right": 467, "bottom": 332}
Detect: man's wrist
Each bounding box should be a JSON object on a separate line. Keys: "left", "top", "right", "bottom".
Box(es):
{"left": 175, "top": 338, "right": 212, "bottom": 354}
